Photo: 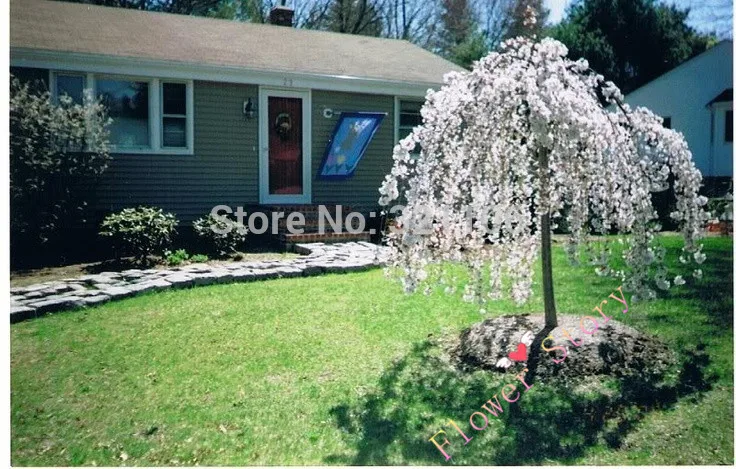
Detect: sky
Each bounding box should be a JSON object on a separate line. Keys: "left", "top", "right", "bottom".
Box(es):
{"left": 544, "top": 0, "right": 733, "bottom": 38}
{"left": 545, "top": 0, "right": 572, "bottom": 23}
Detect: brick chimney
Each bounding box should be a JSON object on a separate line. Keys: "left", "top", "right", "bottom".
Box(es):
{"left": 269, "top": 1, "right": 294, "bottom": 27}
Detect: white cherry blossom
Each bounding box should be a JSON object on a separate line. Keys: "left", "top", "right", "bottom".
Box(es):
{"left": 379, "top": 36, "right": 708, "bottom": 306}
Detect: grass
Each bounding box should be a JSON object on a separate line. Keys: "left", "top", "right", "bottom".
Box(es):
{"left": 10, "top": 236, "right": 733, "bottom": 465}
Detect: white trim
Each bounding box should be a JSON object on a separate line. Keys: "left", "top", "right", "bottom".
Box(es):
{"left": 393, "top": 96, "right": 400, "bottom": 145}
{"left": 626, "top": 40, "right": 733, "bottom": 101}
{"left": 50, "top": 70, "right": 194, "bottom": 155}
{"left": 258, "top": 87, "right": 312, "bottom": 205}
{"left": 710, "top": 101, "right": 733, "bottom": 111}
{"left": 12, "top": 47, "right": 437, "bottom": 98}
{"left": 49, "top": 70, "right": 87, "bottom": 104}
{"left": 159, "top": 80, "right": 195, "bottom": 153}
{"left": 150, "top": 78, "right": 161, "bottom": 151}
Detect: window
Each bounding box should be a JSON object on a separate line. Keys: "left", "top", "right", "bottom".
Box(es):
{"left": 726, "top": 110, "right": 733, "bottom": 143}
{"left": 97, "top": 78, "right": 150, "bottom": 148}
{"left": 50, "top": 71, "right": 193, "bottom": 154}
{"left": 54, "top": 73, "right": 85, "bottom": 105}
{"left": 162, "top": 82, "right": 187, "bottom": 148}
{"left": 662, "top": 117, "right": 671, "bottom": 129}
{"left": 398, "top": 100, "right": 422, "bottom": 141}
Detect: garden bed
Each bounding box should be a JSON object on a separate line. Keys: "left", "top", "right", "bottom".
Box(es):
{"left": 10, "top": 250, "right": 299, "bottom": 288}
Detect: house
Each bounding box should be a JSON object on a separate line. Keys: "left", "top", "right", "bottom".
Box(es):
{"left": 10, "top": 0, "right": 463, "bottom": 245}
{"left": 624, "top": 40, "right": 733, "bottom": 195}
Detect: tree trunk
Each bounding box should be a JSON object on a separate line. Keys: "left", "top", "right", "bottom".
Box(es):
{"left": 538, "top": 148, "right": 558, "bottom": 328}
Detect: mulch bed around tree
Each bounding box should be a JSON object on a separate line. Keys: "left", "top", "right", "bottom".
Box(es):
{"left": 451, "top": 314, "right": 677, "bottom": 383}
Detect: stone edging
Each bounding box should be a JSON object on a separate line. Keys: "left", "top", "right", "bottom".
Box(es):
{"left": 10, "top": 242, "right": 389, "bottom": 324}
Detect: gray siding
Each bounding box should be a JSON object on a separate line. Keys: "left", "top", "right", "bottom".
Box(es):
{"left": 95, "top": 81, "right": 259, "bottom": 222}
{"left": 311, "top": 90, "right": 394, "bottom": 210}
{"left": 11, "top": 66, "right": 399, "bottom": 222}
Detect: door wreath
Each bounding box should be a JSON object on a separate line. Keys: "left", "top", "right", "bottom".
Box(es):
{"left": 274, "top": 112, "right": 292, "bottom": 141}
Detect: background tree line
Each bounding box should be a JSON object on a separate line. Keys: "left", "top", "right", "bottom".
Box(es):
{"left": 55, "top": 0, "right": 725, "bottom": 92}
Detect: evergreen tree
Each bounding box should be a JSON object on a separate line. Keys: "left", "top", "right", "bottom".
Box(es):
{"left": 438, "top": 0, "right": 488, "bottom": 68}
{"left": 550, "top": 0, "right": 714, "bottom": 93}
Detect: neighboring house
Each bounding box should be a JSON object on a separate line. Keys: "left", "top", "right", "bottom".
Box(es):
{"left": 625, "top": 40, "right": 733, "bottom": 194}
{"left": 10, "top": 0, "right": 462, "bottom": 244}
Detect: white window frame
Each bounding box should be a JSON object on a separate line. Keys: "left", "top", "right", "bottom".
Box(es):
{"left": 159, "top": 80, "right": 194, "bottom": 153}
{"left": 50, "top": 71, "right": 194, "bottom": 155}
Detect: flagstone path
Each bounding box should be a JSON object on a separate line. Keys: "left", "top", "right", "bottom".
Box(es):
{"left": 10, "top": 242, "right": 389, "bottom": 323}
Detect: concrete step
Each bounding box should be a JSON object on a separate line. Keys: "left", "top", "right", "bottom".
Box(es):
{"left": 280, "top": 231, "right": 371, "bottom": 251}
{"left": 276, "top": 217, "right": 368, "bottom": 233}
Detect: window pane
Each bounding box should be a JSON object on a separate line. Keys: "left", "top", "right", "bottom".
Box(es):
{"left": 399, "top": 100, "right": 423, "bottom": 129}
{"left": 163, "top": 83, "right": 186, "bottom": 115}
{"left": 400, "top": 100, "right": 422, "bottom": 113}
{"left": 56, "top": 74, "right": 85, "bottom": 105}
{"left": 163, "top": 117, "right": 186, "bottom": 147}
{"left": 398, "top": 127, "right": 413, "bottom": 141}
{"left": 726, "top": 111, "right": 733, "bottom": 142}
{"left": 400, "top": 111, "right": 422, "bottom": 128}
{"left": 97, "top": 79, "right": 150, "bottom": 147}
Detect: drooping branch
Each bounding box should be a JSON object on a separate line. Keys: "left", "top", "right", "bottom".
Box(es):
{"left": 379, "top": 35, "right": 708, "bottom": 309}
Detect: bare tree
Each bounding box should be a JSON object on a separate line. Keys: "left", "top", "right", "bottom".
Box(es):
{"left": 319, "top": 0, "right": 386, "bottom": 35}
{"left": 205, "top": 0, "right": 332, "bottom": 27}
{"left": 473, "top": 0, "right": 514, "bottom": 49}
{"left": 56, "top": 0, "right": 221, "bottom": 14}
{"left": 157, "top": 0, "right": 222, "bottom": 14}
{"left": 297, "top": 0, "right": 333, "bottom": 28}
{"left": 381, "top": 0, "right": 442, "bottom": 48}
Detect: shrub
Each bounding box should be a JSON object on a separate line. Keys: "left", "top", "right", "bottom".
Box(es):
{"left": 190, "top": 254, "right": 209, "bottom": 263}
{"left": 99, "top": 207, "right": 177, "bottom": 262}
{"left": 165, "top": 249, "right": 190, "bottom": 266}
{"left": 10, "top": 76, "right": 111, "bottom": 249}
{"left": 707, "top": 195, "right": 733, "bottom": 221}
{"left": 192, "top": 214, "right": 247, "bottom": 257}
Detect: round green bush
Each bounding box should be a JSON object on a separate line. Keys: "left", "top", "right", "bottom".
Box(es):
{"left": 99, "top": 206, "right": 177, "bottom": 262}
{"left": 192, "top": 214, "right": 247, "bottom": 257}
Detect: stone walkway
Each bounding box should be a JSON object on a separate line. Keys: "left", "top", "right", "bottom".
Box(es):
{"left": 10, "top": 242, "right": 389, "bottom": 324}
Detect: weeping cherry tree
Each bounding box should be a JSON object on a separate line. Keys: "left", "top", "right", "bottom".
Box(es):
{"left": 378, "top": 35, "right": 709, "bottom": 328}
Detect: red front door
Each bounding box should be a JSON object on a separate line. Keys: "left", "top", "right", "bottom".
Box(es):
{"left": 268, "top": 96, "right": 303, "bottom": 195}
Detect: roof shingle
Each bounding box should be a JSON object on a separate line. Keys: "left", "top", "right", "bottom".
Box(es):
{"left": 10, "top": 0, "right": 464, "bottom": 86}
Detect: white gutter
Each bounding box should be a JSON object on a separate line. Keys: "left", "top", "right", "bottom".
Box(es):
{"left": 10, "top": 47, "right": 442, "bottom": 98}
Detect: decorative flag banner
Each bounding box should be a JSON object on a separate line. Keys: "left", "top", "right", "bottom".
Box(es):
{"left": 318, "top": 112, "right": 386, "bottom": 179}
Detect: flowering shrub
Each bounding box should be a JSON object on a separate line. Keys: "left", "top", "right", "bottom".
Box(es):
{"left": 192, "top": 214, "right": 247, "bottom": 257}
{"left": 100, "top": 207, "right": 177, "bottom": 262}
{"left": 379, "top": 36, "right": 708, "bottom": 307}
{"left": 10, "top": 76, "right": 111, "bottom": 247}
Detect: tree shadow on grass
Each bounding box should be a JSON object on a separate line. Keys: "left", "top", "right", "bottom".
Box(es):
{"left": 658, "top": 238, "right": 733, "bottom": 332}
{"left": 680, "top": 248, "right": 733, "bottom": 332}
{"left": 325, "top": 335, "right": 711, "bottom": 465}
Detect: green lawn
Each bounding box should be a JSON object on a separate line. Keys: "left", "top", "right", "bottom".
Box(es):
{"left": 11, "top": 236, "right": 733, "bottom": 465}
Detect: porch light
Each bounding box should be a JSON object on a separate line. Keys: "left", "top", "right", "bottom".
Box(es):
{"left": 243, "top": 98, "right": 256, "bottom": 119}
